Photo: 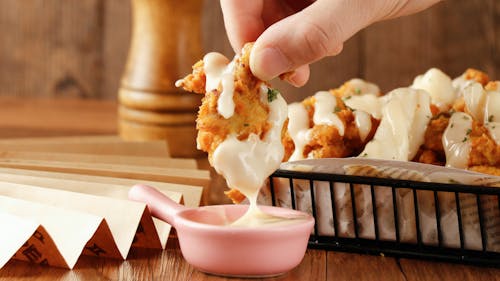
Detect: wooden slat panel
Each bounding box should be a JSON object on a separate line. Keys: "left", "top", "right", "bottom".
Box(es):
{"left": 0, "top": 1, "right": 499, "bottom": 100}
{"left": 495, "top": 0, "right": 500, "bottom": 79}
{"left": 279, "top": 34, "right": 362, "bottom": 102}
{"left": 0, "top": 0, "right": 104, "bottom": 98}
{"left": 102, "top": 0, "right": 131, "bottom": 100}
{"left": 363, "top": 1, "right": 495, "bottom": 92}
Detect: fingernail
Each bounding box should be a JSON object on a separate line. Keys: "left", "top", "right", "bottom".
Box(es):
{"left": 250, "top": 47, "right": 291, "bottom": 81}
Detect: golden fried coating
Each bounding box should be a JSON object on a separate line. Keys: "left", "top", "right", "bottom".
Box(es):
{"left": 463, "top": 68, "right": 489, "bottom": 86}
{"left": 414, "top": 111, "right": 500, "bottom": 176}
{"left": 413, "top": 68, "right": 500, "bottom": 176}
{"left": 412, "top": 113, "right": 449, "bottom": 166}
{"left": 224, "top": 188, "right": 247, "bottom": 204}
{"left": 282, "top": 90, "right": 379, "bottom": 161}
{"left": 177, "top": 60, "right": 206, "bottom": 94}
{"left": 485, "top": 81, "right": 499, "bottom": 91}
{"left": 469, "top": 166, "right": 500, "bottom": 176}
{"left": 178, "top": 43, "right": 270, "bottom": 161}
{"left": 469, "top": 125, "right": 500, "bottom": 168}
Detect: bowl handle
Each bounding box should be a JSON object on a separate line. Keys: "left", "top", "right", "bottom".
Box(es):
{"left": 128, "top": 184, "right": 189, "bottom": 226}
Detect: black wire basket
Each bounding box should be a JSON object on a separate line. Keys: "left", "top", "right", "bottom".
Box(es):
{"left": 268, "top": 167, "right": 500, "bottom": 267}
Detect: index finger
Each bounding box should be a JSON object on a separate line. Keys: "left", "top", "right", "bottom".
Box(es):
{"left": 220, "top": 0, "right": 266, "bottom": 52}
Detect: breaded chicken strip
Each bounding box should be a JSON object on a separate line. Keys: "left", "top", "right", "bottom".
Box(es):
{"left": 177, "top": 43, "right": 286, "bottom": 203}
{"left": 284, "top": 93, "right": 379, "bottom": 161}
{"left": 414, "top": 69, "right": 500, "bottom": 176}
{"left": 177, "top": 43, "right": 271, "bottom": 161}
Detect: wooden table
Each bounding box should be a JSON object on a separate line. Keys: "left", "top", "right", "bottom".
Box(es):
{"left": 1, "top": 97, "right": 499, "bottom": 281}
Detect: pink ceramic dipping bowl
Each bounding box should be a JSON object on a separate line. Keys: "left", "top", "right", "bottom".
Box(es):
{"left": 129, "top": 184, "right": 314, "bottom": 277}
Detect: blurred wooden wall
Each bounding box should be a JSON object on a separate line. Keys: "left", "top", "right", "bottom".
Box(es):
{"left": 0, "top": 0, "right": 498, "bottom": 102}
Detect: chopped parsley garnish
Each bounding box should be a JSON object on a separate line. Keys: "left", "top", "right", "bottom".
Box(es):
{"left": 267, "top": 88, "right": 279, "bottom": 103}
{"left": 462, "top": 137, "right": 468, "bottom": 142}
{"left": 354, "top": 88, "right": 362, "bottom": 95}
{"left": 361, "top": 153, "right": 368, "bottom": 157}
{"left": 489, "top": 115, "right": 494, "bottom": 122}
{"left": 343, "top": 96, "right": 352, "bottom": 101}
{"left": 243, "top": 123, "right": 249, "bottom": 127}
{"left": 450, "top": 123, "right": 454, "bottom": 128}
{"left": 466, "top": 128, "right": 472, "bottom": 135}
{"left": 334, "top": 106, "right": 341, "bottom": 113}
{"left": 463, "top": 115, "right": 469, "bottom": 120}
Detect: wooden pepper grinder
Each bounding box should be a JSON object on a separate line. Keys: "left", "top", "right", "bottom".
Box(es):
{"left": 118, "top": 0, "right": 203, "bottom": 158}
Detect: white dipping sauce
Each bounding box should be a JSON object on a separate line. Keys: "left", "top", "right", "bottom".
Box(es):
{"left": 462, "top": 82, "right": 500, "bottom": 145}
{"left": 412, "top": 68, "right": 456, "bottom": 110}
{"left": 484, "top": 90, "right": 500, "bottom": 145}
{"left": 287, "top": 102, "right": 312, "bottom": 161}
{"left": 443, "top": 112, "right": 473, "bottom": 169}
{"left": 203, "top": 52, "right": 236, "bottom": 119}
{"left": 354, "top": 110, "right": 372, "bottom": 142}
{"left": 463, "top": 82, "right": 487, "bottom": 122}
{"left": 347, "top": 78, "right": 380, "bottom": 96}
{"left": 359, "top": 88, "right": 431, "bottom": 161}
{"left": 345, "top": 94, "right": 382, "bottom": 119}
{"left": 312, "top": 91, "right": 345, "bottom": 136}
{"left": 211, "top": 83, "right": 296, "bottom": 227}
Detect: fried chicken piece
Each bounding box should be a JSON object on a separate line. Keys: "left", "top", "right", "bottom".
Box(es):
{"left": 304, "top": 110, "right": 378, "bottom": 159}
{"left": 283, "top": 90, "right": 379, "bottom": 161}
{"left": 416, "top": 114, "right": 500, "bottom": 176}
{"left": 414, "top": 69, "right": 500, "bottom": 176}
{"left": 178, "top": 43, "right": 283, "bottom": 204}
{"left": 412, "top": 113, "right": 449, "bottom": 165}
{"left": 469, "top": 125, "right": 500, "bottom": 168}
{"left": 177, "top": 43, "right": 270, "bottom": 161}
{"left": 451, "top": 68, "right": 490, "bottom": 112}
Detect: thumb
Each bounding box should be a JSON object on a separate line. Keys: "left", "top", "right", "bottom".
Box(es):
{"left": 250, "top": 0, "right": 371, "bottom": 81}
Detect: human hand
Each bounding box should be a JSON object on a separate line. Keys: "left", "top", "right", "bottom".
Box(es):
{"left": 221, "top": 0, "right": 441, "bottom": 86}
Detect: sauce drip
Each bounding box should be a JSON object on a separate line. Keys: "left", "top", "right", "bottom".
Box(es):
{"left": 412, "top": 68, "right": 456, "bottom": 110}
{"left": 203, "top": 52, "right": 236, "bottom": 119}
{"left": 485, "top": 90, "right": 500, "bottom": 145}
{"left": 312, "top": 91, "right": 345, "bottom": 136}
{"left": 287, "top": 102, "right": 312, "bottom": 161}
{"left": 354, "top": 110, "right": 372, "bottom": 142}
{"left": 345, "top": 94, "right": 381, "bottom": 119}
{"left": 463, "top": 82, "right": 487, "bottom": 121}
{"left": 442, "top": 112, "right": 473, "bottom": 169}
{"left": 211, "top": 79, "right": 296, "bottom": 226}
{"left": 360, "top": 88, "right": 431, "bottom": 161}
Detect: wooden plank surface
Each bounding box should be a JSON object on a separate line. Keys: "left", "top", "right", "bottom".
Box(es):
{"left": 0, "top": 97, "right": 117, "bottom": 138}
{"left": 363, "top": 0, "right": 495, "bottom": 92}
